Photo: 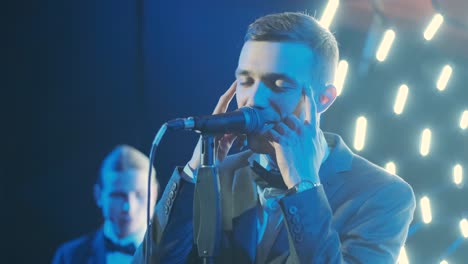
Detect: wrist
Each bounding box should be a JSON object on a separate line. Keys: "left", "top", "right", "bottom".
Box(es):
{"left": 285, "top": 180, "right": 321, "bottom": 196}
{"left": 188, "top": 156, "right": 200, "bottom": 169}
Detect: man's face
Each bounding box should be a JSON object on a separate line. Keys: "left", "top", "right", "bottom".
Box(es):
{"left": 235, "top": 41, "right": 320, "bottom": 154}
{"left": 95, "top": 169, "right": 156, "bottom": 239}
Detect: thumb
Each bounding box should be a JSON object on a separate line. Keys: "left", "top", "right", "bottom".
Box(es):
{"left": 217, "top": 134, "right": 237, "bottom": 162}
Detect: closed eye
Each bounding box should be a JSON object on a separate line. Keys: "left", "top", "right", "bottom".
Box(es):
{"left": 237, "top": 76, "right": 254, "bottom": 86}
{"left": 274, "top": 79, "right": 295, "bottom": 89}
{"left": 110, "top": 191, "right": 127, "bottom": 199}
{"left": 235, "top": 69, "right": 298, "bottom": 91}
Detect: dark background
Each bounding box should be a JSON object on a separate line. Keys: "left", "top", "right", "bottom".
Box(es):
{"left": 4, "top": 0, "right": 467, "bottom": 263}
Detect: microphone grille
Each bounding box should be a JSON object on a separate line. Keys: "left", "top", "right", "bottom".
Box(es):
{"left": 242, "top": 107, "right": 264, "bottom": 133}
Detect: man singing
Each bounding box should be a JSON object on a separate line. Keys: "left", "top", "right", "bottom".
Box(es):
{"left": 133, "top": 12, "right": 415, "bottom": 263}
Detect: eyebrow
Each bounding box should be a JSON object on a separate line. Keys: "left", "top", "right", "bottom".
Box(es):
{"left": 235, "top": 69, "right": 298, "bottom": 85}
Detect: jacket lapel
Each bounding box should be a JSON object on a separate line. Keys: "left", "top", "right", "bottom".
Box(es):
{"left": 226, "top": 133, "right": 354, "bottom": 264}
{"left": 320, "top": 133, "right": 354, "bottom": 208}
{"left": 266, "top": 133, "right": 355, "bottom": 263}
{"left": 89, "top": 228, "right": 107, "bottom": 264}
{"left": 231, "top": 166, "right": 258, "bottom": 264}
{"left": 264, "top": 221, "right": 289, "bottom": 263}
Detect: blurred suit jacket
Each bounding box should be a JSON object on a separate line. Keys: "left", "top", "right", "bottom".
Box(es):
{"left": 52, "top": 228, "right": 106, "bottom": 264}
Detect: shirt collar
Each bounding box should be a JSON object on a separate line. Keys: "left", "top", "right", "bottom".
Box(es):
{"left": 249, "top": 131, "right": 332, "bottom": 210}
{"left": 320, "top": 132, "right": 354, "bottom": 174}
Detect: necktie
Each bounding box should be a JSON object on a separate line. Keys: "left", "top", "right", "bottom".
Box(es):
{"left": 104, "top": 236, "right": 136, "bottom": 256}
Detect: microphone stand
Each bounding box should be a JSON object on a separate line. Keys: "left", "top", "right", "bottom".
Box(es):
{"left": 193, "top": 134, "right": 222, "bottom": 264}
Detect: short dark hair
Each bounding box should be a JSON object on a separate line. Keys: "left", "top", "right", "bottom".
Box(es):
{"left": 97, "top": 144, "right": 157, "bottom": 187}
{"left": 244, "top": 12, "right": 339, "bottom": 85}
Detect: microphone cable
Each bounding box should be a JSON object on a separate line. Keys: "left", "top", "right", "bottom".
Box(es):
{"left": 145, "top": 123, "right": 168, "bottom": 264}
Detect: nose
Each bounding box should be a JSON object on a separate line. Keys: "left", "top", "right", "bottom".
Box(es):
{"left": 121, "top": 198, "right": 130, "bottom": 212}
{"left": 121, "top": 194, "right": 138, "bottom": 212}
{"left": 246, "top": 81, "right": 271, "bottom": 109}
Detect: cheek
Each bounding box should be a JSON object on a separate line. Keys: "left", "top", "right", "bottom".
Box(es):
{"left": 132, "top": 196, "right": 145, "bottom": 207}
{"left": 293, "top": 97, "right": 305, "bottom": 117}
{"left": 276, "top": 92, "right": 304, "bottom": 116}
{"left": 235, "top": 92, "right": 244, "bottom": 108}
{"left": 103, "top": 199, "right": 121, "bottom": 216}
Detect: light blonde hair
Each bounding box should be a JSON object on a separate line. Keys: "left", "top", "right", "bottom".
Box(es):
{"left": 98, "top": 144, "right": 157, "bottom": 187}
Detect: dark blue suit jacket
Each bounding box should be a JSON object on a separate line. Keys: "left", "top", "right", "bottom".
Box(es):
{"left": 133, "top": 133, "right": 416, "bottom": 263}
{"left": 52, "top": 228, "right": 106, "bottom": 264}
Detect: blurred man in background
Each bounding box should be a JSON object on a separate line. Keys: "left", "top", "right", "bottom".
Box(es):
{"left": 52, "top": 145, "right": 158, "bottom": 264}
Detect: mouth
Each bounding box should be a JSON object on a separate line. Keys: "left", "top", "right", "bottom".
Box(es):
{"left": 119, "top": 216, "right": 133, "bottom": 223}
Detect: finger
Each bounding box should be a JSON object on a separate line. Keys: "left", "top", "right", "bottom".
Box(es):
{"left": 318, "top": 129, "right": 327, "bottom": 148}
{"left": 213, "top": 80, "right": 237, "bottom": 114}
{"left": 217, "top": 134, "right": 237, "bottom": 162}
{"left": 188, "top": 136, "right": 203, "bottom": 169}
{"left": 233, "top": 134, "right": 247, "bottom": 150}
{"left": 303, "top": 86, "right": 317, "bottom": 125}
{"left": 265, "top": 128, "right": 282, "bottom": 143}
{"left": 221, "top": 133, "right": 237, "bottom": 146}
{"left": 273, "top": 122, "right": 293, "bottom": 136}
{"left": 283, "top": 114, "right": 302, "bottom": 134}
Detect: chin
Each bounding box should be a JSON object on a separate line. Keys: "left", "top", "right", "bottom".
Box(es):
{"left": 118, "top": 226, "right": 139, "bottom": 238}
{"left": 115, "top": 228, "right": 130, "bottom": 239}
{"left": 116, "top": 224, "right": 135, "bottom": 237}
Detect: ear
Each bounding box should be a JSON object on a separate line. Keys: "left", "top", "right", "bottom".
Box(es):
{"left": 317, "top": 84, "right": 337, "bottom": 114}
{"left": 94, "top": 184, "right": 103, "bottom": 208}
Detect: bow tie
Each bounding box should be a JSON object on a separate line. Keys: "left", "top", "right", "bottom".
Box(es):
{"left": 250, "top": 160, "right": 288, "bottom": 190}
{"left": 104, "top": 236, "right": 136, "bottom": 256}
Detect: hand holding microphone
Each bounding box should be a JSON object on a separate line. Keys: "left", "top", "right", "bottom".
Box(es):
{"left": 166, "top": 81, "right": 265, "bottom": 176}
{"left": 186, "top": 81, "right": 239, "bottom": 173}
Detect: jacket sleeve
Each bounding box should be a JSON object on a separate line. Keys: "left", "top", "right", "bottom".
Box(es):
{"left": 132, "top": 167, "right": 195, "bottom": 264}
{"left": 279, "top": 181, "right": 416, "bottom": 264}
{"left": 51, "top": 246, "right": 66, "bottom": 264}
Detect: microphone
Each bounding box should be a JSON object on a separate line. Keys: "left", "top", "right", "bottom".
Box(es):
{"left": 166, "top": 107, "right": 265, "bottom": 134}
